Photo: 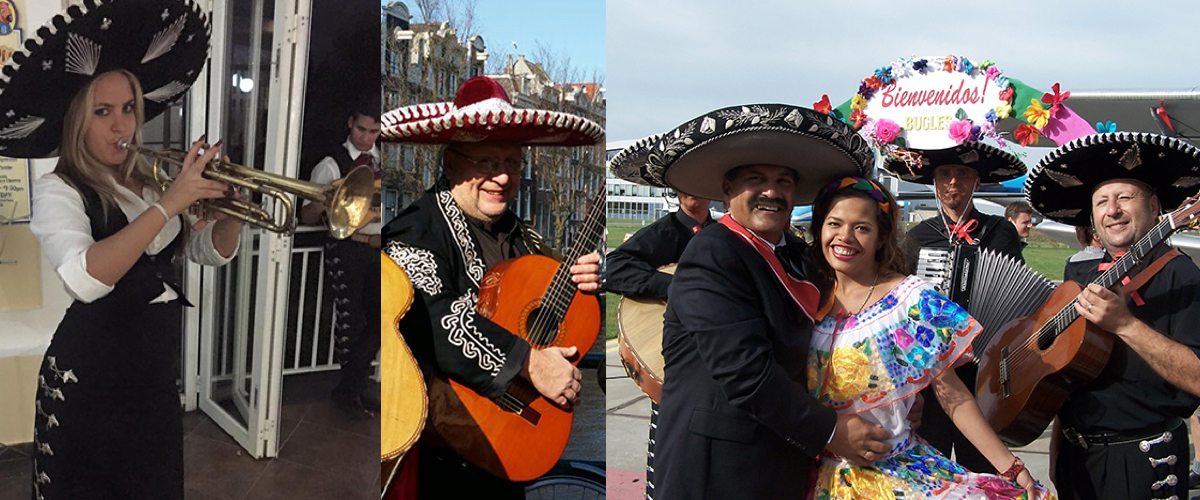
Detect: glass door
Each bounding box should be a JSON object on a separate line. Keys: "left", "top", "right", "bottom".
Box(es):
{"left": 184, "top": 0, "right": 312, "bottom": 459}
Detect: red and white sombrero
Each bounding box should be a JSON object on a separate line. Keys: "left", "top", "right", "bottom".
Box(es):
{"left": 380, "top": 76, "right": 604, "bottom": 146}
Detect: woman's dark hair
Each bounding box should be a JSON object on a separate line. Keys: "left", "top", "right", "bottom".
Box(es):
{"left": 807, "top": 182, "right": 910, "bottom": 307}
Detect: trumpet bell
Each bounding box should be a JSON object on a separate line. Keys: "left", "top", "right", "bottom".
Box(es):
{"left": 328, "top": 165, "right": 377, "bottom": 240}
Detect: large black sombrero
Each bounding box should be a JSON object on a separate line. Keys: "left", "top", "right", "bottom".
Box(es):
{"left": 611, "top": 104, "right": 874, "bottom": 205}
{"left": 0, "top": 0, "right": 210, "bottom": 158}
{"left": 1026, "top": 132, "right": 1200, "bottom": 226}
{"left": 608, "top": 133, "right": 667, "bottom": 188}
{"left": 882, "top": 141, "right": 1025, "bottom": 185}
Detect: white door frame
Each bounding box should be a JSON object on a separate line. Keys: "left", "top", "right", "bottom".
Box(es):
{"left": 183, "top": 0, "right": 312, "bottom": 459}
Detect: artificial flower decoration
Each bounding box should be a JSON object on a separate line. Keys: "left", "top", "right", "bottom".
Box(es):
{"left": 1041, "top": 82, "right": 1071, "bottom": 115}
{"left": 858, "top": 82, "right": 876, "bottom": 100}
{"left": 851, "top": 94, "right": 868, "bottom": 111}
{"left": 864, "top": 76, "right": 883, "bottom": 90}
{"left": 1023, "top": 99, "right": 1050, "bottom": 130}
{"left": 1014, "top": 123, "right": 1042, "bottom": 146}
{"left": 875, "top": 119, "right": 902, "bottom": 143}
{"left": 891, "top": 61, "right": 911, "bottom": 79}
{"left": 814, "top": 94, "right": 833, "bottom": 114}
{"left": 984, "top": 109, "right": 998, "bottom": 123}
{"left": 943, "top": 55, "right": 956, "bottom": 72}
{"left": 995, "top": 102, "right": 1012, "bottom": 120}
{"left": 986, "top": 66, "right": 1000, "bottom": 80}
{"left": 969, "top": 125, "right": 983, "bottom": 142}
{"left": 995, "top": 76, "right": 1010, "bottom": 89}
{"left": 850, "top": 109, "right": 868, "bottom": 129}
{"left": 912, "top": 58, "right": 928, "bottom": 72}
{"left": 978, "top": 59, "right": 995, "bottom": 70}
{"left": 998, "top": 87, "right": 1014, "bottom": 103}
{"left": 1096, "top": 121, "right": 1118, "bottom": 133}
{"left": 948, "top": 119, "right": 973, "bottom": 143}
{"left": 962, "top": 58, "right": 974, "bottom": 75}
{"left": 875, "top": 66, "right": 894, "bottom": 85}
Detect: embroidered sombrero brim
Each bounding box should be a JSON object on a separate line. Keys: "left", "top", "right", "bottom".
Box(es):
{"left": 0, "top": 0, "right": 210, "bottom": 158}
{"left": 1026, "top": 132, "right": 1200, "bottom": 226}
{"left": 622, "top": 104, "right": 873, "bottom": 205}
{"left": 608, "top": 133, "right": 667, "bottom": 188}
{"left": 882, "top": 141, "right": 1025, "bottom": 185}
{"left": 380, "top": 84, "right": 604, "bottom": 146}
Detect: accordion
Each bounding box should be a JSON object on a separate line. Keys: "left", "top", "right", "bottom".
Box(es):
{"left": 916, "top": 246, "right": 1056, "bottom": 356}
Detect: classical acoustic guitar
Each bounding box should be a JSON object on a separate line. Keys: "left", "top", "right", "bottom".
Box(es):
{"left": 976, "top": 192, "right": 1200, "bottom": 446}
{"left": 381, "top": 254, "right": 426, "bottom": 497}
{"left": 616, "top": 264, "right": 676, "bottom": 403}
{"left": 425, "top": 192, "right": 605, "bottom": 481}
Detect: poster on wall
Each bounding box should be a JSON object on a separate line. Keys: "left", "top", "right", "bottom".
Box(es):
{"left": 0, "top": 0, "right": 41, "bottom": 311}
{"left": 0, "top": 0, "right": 28, "bottom": 225}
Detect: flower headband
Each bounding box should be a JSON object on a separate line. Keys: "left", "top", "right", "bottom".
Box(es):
{"left": 817, "top": 176, "right": 893, "bottom": 214}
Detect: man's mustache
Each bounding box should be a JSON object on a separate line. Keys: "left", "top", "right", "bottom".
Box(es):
{"left": 752, "top": 196, "right": 787, "bottom": 208}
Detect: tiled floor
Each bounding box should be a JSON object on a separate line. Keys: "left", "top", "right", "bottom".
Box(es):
{"left": 0, "top": 371, "right": 379, "bottom": 500}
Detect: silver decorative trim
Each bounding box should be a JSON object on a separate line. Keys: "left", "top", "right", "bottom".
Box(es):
{"left": 433, "top": 178, "right": 485, "bottom": 286}
{"left": 0, "top": 115, "right": 44, "bottom": 139}
{"left": 144, "top": 80, "right": 190, "bottom": 103}
{"left": 142, "top": 15, "right": 186, "bottom": 64}
{"left": 385, "top": 241, "right": 443, "bottom": 295}
{"left": 65, "top": 32, "right": 100, "bottom": 76}
{"left": 441, "top": 292, "right": 505, "bottom": 376}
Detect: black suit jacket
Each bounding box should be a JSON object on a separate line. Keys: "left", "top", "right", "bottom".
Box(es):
{"left": 653, "top": 224, "right": 837, "bottom": 500}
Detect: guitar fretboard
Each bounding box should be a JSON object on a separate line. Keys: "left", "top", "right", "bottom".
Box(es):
{"left": 529, "top": 191, "right": 605, "bottom": 346}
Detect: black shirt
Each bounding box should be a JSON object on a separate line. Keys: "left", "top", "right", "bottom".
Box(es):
{"left": 1059, "top": 245, "right": 1200, "bottom": 432}
{"left": 903, "top": 206, "right": 1026, "bottom": 272}
{"left": 606, "top": 210, "right": 712, "bottom": 299}
{"left": 468, "top": 212, "right": 523, "bottom": 268}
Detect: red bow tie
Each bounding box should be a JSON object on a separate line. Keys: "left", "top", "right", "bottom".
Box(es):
{"left": 948, "top": 219, "right": 978, "bottom": 245}
{"left": 1097, "top": 251, "right": 1126, "bottom": 272}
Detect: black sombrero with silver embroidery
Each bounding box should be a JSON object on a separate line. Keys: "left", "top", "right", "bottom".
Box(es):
{"left": 1026, "top": 132, "right": 1200, "bottom": 226}
{"left": 882, "top": 141, "right": 1025, "bottom": 185}
{"left": 608, "top": 133, "right": 667, "bottom": 188}
{"left": 0, "top": 0, "right": 210, "bottom": 158}
{"left": 613, "top": 104, "right": 874, "bottom": 205}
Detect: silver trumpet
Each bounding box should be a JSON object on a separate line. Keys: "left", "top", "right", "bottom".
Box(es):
{"left": 119, "top": 139, "right": 377, "bottom": 240}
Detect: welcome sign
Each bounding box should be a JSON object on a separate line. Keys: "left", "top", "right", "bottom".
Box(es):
{"left": 831, "top": 55, "right": 1098, "bottom": 162}
{"left": 869, "top": 69, "right": 1003, "bottom": 149}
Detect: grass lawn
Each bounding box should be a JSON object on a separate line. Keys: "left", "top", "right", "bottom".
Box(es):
{"left": 604, "top": 292, "right": 620, "bottom": 340}
{"left": 607, "top": 219, "right": 655, "bottom": 249}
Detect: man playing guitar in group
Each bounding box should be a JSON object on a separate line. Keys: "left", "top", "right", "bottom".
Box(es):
{"left": 1026, "top": 133, "right": 1200, "bottom": 500}
{"left": 381, "top": 77, "right": 603, "bottom": 499}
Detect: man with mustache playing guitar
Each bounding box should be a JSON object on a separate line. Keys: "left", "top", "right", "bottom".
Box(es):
{"left": 381, "top": 76, "right": 604, "bottom": 499}
{"left": 1024, "top": 132, "right": 1200, "bottom": 500}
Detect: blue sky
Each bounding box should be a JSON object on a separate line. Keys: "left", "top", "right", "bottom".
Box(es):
{"left": 382, "top": 0, "right": 605, "bottom": 81}
{"left": 607, "top": 0, "right": 1200, "bottom": 143}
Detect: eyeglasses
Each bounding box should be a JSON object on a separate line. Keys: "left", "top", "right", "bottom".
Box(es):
{"left": 447, "top": 148, "right": 524, "bottom": 176}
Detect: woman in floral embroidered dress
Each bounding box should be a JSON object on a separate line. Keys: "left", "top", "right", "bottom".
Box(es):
{"left": 804, "top": 177, "right": 1054, "bottom": 500}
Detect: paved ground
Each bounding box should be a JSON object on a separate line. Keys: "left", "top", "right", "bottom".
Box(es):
{"left": 607, "top": 339, "right": 1200, "bottom": 500}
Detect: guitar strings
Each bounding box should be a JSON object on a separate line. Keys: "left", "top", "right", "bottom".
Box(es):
{"left": 526, "top": 195, "right": 605, "bottom": 347}
{"left": 998, "top": 218, "right": 1174, "bottom": 370}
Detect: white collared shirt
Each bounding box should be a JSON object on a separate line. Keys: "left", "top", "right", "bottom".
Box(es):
{"left": 308, "top": 139, "right": 381, "bottom": 235}
{"left": 30, "top": 172, "right": 237, "bottom": 304}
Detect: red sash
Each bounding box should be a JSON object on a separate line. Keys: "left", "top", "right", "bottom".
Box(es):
{"left": 719, "top": 216, "right": 820, "bottom": 322}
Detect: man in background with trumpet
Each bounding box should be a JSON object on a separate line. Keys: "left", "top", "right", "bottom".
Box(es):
{"left": 301, "top": 105, "right": 383, "bottom": 419}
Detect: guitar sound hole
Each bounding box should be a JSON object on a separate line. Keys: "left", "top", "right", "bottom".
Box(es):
{"left": 526, "top": 307, "right": 553, "bottom": 347}
{"left": 1036, "top": 329, "right": 1055, "bottom": 351}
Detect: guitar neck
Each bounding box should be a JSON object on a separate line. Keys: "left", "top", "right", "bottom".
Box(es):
{"left": 1043, "top": 216, "right": 1177, "bottom": 337}
{"left": 530, "top": 192, "right": 606, "bottom": 344}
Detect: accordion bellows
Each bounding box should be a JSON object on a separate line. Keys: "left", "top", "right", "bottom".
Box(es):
{"left": 916, "top": 246, "right": 1056, "bottom": 356}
